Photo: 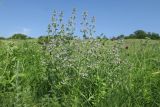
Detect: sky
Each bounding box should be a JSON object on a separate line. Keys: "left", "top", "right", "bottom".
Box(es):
{"left": 0, "top": 0, "right": 160, "bottom": 38}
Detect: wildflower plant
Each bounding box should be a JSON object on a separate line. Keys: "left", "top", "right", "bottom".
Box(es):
{"left": 89, "top": 16, "right": 96, "bottom": 38}
{"left": 81, "top": 11, "right": 89, "bottom": 39}
{"left": 51, "top": 10, "right": 59, "bottom": 36}
{"left": 66, "top": 8, "right": 76, "bottom": 37}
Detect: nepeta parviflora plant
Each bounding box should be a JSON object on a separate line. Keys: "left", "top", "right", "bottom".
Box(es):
{"left": 58, "top": 11, "right": 65, "bottom": 36}
{"left": 89, "top": 16, "right": 96, "bottom": 38}
{"left": 81, "top": 11, "right": 89, "bottom": 39}
{"left": 51, "top": 10, "right": 59, "bottom": 36}
{"left": 66, "top": 8, "right": 76, "bottom": 37}
{"left": 47, "top": 8, "right": 96, "bottom": 40}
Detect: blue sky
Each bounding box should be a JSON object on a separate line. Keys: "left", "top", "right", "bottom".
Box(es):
{"left": 0, "top": 0, "right": 160, "bottom": 38}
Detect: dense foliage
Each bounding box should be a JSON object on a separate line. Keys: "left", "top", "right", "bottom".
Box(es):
{"left": 0, "top": 39, "right": 160, "bottom": 106}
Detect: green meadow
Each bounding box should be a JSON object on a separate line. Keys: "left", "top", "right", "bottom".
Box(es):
{"left": 0, "top": 38, "right": 160, "bottom": 107}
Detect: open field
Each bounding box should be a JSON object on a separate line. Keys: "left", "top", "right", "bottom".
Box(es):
{"left": 0, "top": 39, "right": 160, "bottom": 107}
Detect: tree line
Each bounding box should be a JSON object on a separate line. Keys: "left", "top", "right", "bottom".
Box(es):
{"left": 0, "top": 33, "right": 32, "bottom": 40}
{"left": 0, "top": 30, "right": 160, "bottom": 41}
{"left": 114, "top": 30, "right": 160, "bottom": 40}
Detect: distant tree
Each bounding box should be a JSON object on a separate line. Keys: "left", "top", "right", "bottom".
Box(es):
{"left": 148, "top": 32, "right": 160, "bottom": 40}
{"left": 9, "top": 33, "right": 28, "bottom": 40}
{"left": 124, "top": 34, "right": 136, "bottom": 39}
{"left": 101, "top": 33, "right": 108, "bottom": 40}
{"left": 134, "top": 30, "right": 147, "bottom": 39}
{"left": 111, "top": 36, "right": 117, "bottom": 41}
{"left": 102, "top": 35, "right": 109, "bottom": 40}
{"left": 147, "top": 32, "right": 152, "bottom": 38}
{"left": 116, "top": 34, "right": 125, "bottom": 39}
{"left": 27, "top": 37, "right": 34, "bottom": 39}
{"left": 96, "top": 33, "right": 108, "bottom": 40}
{"left": 124, "top": 30, "right": 150, "bottom": 39}
{"left": 0, "top": 37, "right": 6, "bottom": 40}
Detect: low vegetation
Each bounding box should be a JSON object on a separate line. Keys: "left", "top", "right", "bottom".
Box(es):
{"left": 0, "top": 38, "right": 160, "bottom": 106}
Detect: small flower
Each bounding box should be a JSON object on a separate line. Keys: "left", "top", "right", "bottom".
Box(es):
{"left": 79, "top": 72, "right": 88, "bottom": 78}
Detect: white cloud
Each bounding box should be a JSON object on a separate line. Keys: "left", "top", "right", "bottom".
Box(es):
{"left": 11, "top": 27, "right": 31, "bottom": 35}
{"left": 21, "top": 28, "right": 31, "bottom": 35}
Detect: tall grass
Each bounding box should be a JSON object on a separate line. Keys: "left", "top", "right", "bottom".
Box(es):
{"left": 0, "top": 38, "right": 160, "bottom": 107}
